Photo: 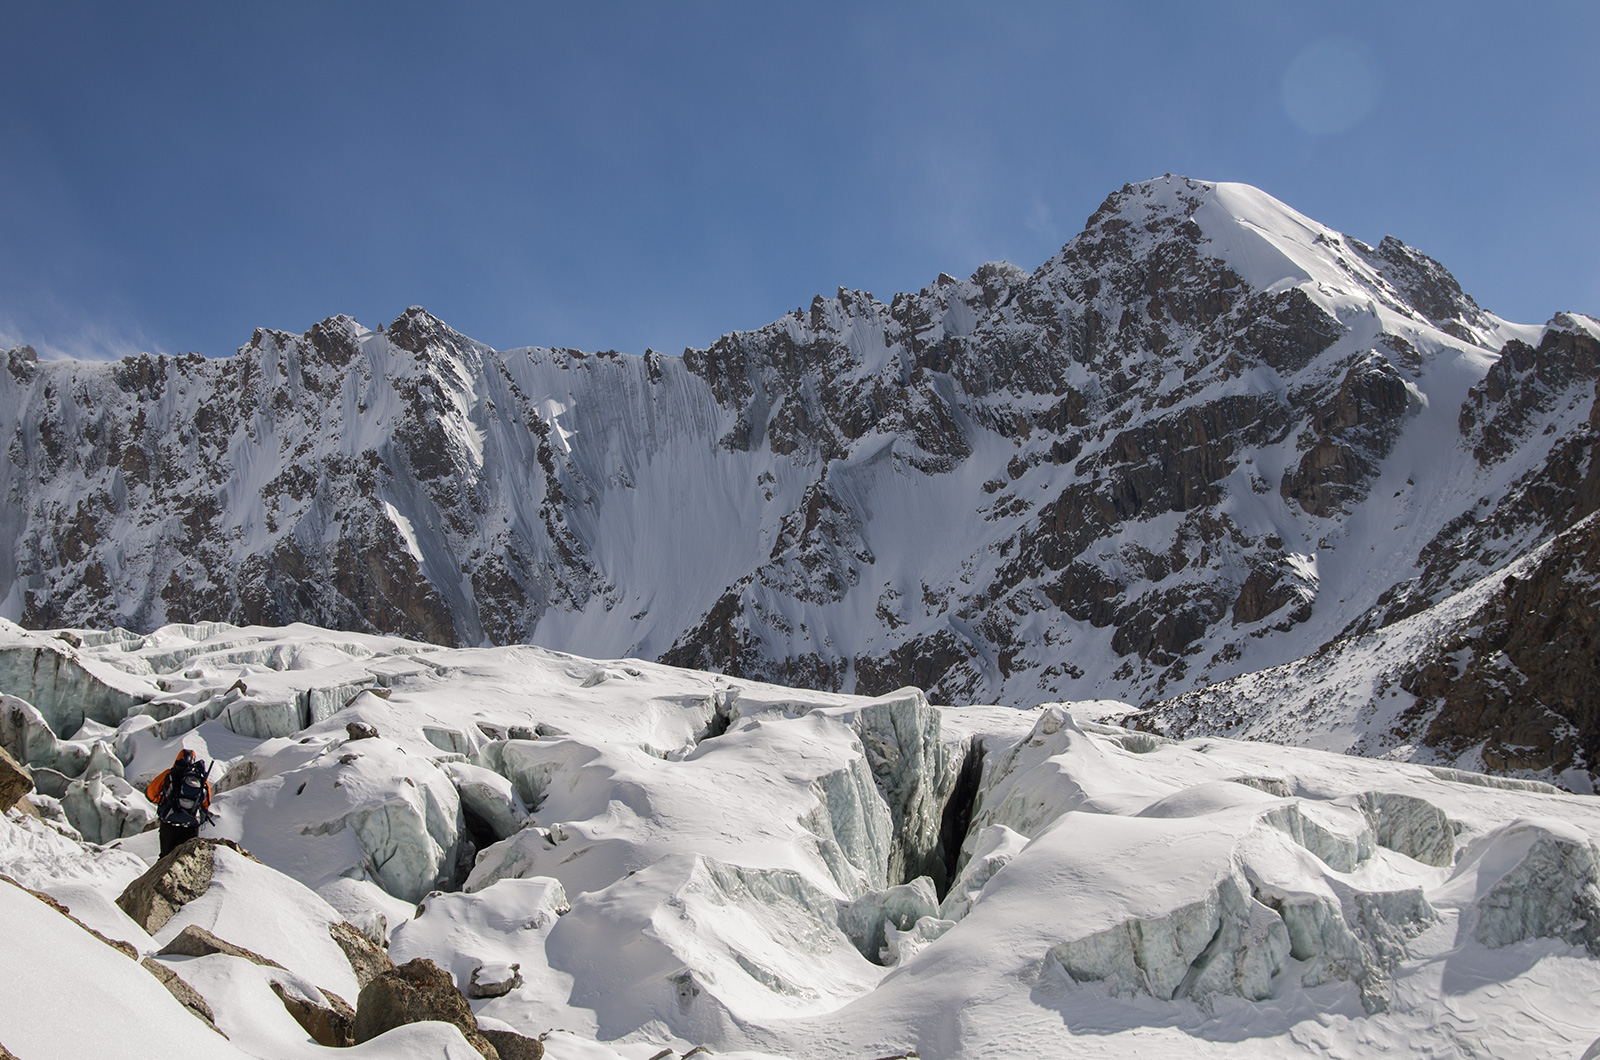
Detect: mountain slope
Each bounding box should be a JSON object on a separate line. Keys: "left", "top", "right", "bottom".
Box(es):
{"left": 2, "top": 176, "right": 1595, "bottom": 783}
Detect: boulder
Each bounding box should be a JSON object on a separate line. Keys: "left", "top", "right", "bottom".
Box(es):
{"left": 115, "top": 838, "right": 254, "bottom": 934}
{"left": 158, "top": 923, "right": 283, "bottom": 967}
{"left": 467, "top": 962, "right": 523, "bottom": 999}
{"left": 353, "top": 957, "right": 499, "bottom": 1060}
{"left": 155, "top": 928, "right": 360, "bottom": 1050}
{"left": 0, "top": 744, "right": 32, "bottom": 812}
{"left": 347, "top": 721, "right": 380, "bottom": 741}
{"left": 158, "top": 924, "right": 360, "bottom": 1046}
{"left": 270, "top": 980, "right": 356, "bottom": 1048}
{"left": 481, "top": 1029, "right": 544, "bottom": 1060}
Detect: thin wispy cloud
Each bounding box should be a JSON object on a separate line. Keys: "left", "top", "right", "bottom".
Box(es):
{"left": 0, "top": 311, "right": 166, "bottom": 362}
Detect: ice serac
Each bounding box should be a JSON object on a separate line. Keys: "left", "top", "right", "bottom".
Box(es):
{"left": 61, "top": 772, "right": 155, "bottom": 843}
{"left": 935, "top": 707, "right": 1457, "bottom": 1012}
{"left": 938, "top": 823, "right": 1027, "bottom": 922}
{"left": 1434, "top": 817, "right": 1600, "bottom": 955}
{"left": 0, "top": 640, "right": 147, "bottom": 735}
{"left": 1041, "top": 817, "right": 1290, "bottom": 1004}
{"left": 839, "top": 876, "right": 939, "bottom": 963}
{"left": 1257, "top": 882, "right": 1435, "bottom": 1013}
{"left": 800, "top": 746, "right": 896, "bottom": 895}
{"left": 841, "top": 688, "right": 960, "bottom": 889}
{"left": 9, "top": 623, "right": 1600, "bottom": 1059}
{"left": 1356, "top": 790, "right": 1454, "bottom": 866}
{"left": 443, "top": 761, "right": 527, "bottom": 842}
{"left": 220, "top": 735, "right": 463, "bottom": 902}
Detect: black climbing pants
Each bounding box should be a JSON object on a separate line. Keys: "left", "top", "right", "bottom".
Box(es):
{"left": 159, "top": 820, "right": 200, "bottom": 856}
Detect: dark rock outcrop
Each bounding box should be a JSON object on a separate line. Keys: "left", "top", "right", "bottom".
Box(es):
{"left": 346, "top": 721, "right": 380, "bottom": 741}
{"left": 158, "top": 923, "right": 361, "bottom": 1046}
{"left": 467, "top": 962, "right": 523, "bottom": 999}
{"left": 158, "top": 923, "right": 283, "bottom": 966}
{"left": 1403, "top": 512, "right": 1600, "bottom": 777}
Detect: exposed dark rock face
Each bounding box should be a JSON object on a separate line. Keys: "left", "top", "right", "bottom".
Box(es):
{"left": 1351, "top": 316, "right": 1600, "bottom": 636}
{"left": 158, "top": 923, "right": 285, "bottom": 965}
{"left": 1353, "top": 235, "right": 1493, "bottom": 342}
{"left": 1402, "top": 512, "right": 1600, "bottom": 777}
{"left": 271, "top": 980, "right": 356, "bottom": 1048}
{"left": 1281, "top": 353, "right": 1416, "bottom": 517}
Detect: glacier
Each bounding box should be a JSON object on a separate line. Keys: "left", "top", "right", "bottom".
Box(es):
{"left": 2, "top": 618, "right": 1600, "bottom": 1058}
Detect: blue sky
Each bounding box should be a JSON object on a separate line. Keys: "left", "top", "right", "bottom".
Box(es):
{"left": 2, "top": 2, "right": 1596, "bottom": 360}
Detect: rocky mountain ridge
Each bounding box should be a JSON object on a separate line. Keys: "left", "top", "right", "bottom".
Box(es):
{"left": 3, "top": 175, "right": 1596, "bottom": 785}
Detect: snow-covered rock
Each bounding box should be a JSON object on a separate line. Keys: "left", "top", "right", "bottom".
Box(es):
{"left": 149, "top": 841, "right": 366, "bottom": 1001}
{"left": 389, "top": 876, "right": 569, "bottom": 1011}
{"left": 0, "top": 875, "right": 257, "bottom": 1059}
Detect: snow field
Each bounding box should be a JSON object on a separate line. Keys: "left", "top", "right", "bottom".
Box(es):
{"left": 1, "top": 619, "right": 1599, "bottom": 1058}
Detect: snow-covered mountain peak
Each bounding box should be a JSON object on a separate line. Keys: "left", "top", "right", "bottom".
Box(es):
{"left": 1552, "top": 310, "right": 1600, "bottom": 342}
{"left": 1, "top": 175, "right": 1595, "bottom": 792}
{"left": 1050, "top": 176, "right": 1515, "bottom": 353}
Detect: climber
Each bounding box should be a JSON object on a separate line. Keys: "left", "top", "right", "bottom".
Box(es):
{"left": 145, "top": 748, "right": 214, "bottom": 855}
